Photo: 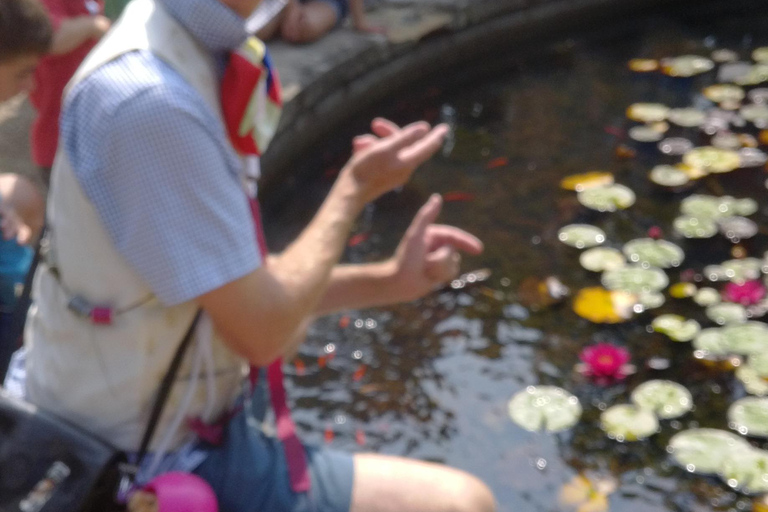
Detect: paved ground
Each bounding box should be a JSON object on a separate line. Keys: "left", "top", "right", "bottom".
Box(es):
{"left": 0, "top": 0, "right": 674, "bottom": 188}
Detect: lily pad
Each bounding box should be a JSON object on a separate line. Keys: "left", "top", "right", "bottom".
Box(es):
{"left": 704, "top": 84, "right": 746, "bottom": 104}
{"left": 667, "top": 108, "right": 707, "bottom": 127}
{"left": 508, "top": 386, "right": 582, "bottom": 433}
{"left": 694, "top": 287, "right": 721, "bottom": 306}
{"left": 706, "top": 302, "right": 748, "bottom": 325}
{"left": 683, "top": 147, "right": 741, "bottom": 174}
{"left": 734, "top": 64, "right": 768, "bottom": 86}
{"left": 721, "top": 448, "right": 768, "bottom": 494}
{"left": 600, "top": 405, "right": 659, "bottom": 441}
{"left": 706, "top": 258, "right": 763, "bottom": 282}
{"left": 747, "top": 352, "right": 768, "bottom": 377}
{"left": 560, "top": 172, "right": 614, "bottom": 192}
{"left": 673, "top": 216, "right": 718, "bottom": 239}
{"left": 649, "top": 164, "right": 691, "bottom": 187}
{"left": 631, "top": 380, "right": 693, "bottom": 419}
{"left": 719, "top": 322, "right": 768, "bottom": 355}
{"left": 736, "top": 366, "right": 768, "bottom": 397}
{"left": 628, "top": 58, "right": 659, "bottom": 72}
{"left": 681, "top": 195, "right": 758, "bottom": 218}
{"left": 638, "top": 291, "right": 665, "bottom": 310}
{"left": 754, "top": 47, "right": 768, "bottom": 63}
{"left": 711, "top": 131, "right": 742, "bottom": 151}
{"left": 718, "top": 217, "right": 758, "bottom": 241}
{"left": 670, "top": 282, "right": 697, "bottom": 299}
{"left": 657, "top": 138, "right": 694, "bottom": 157}
{"left": 579, "top": 247, "right": 626, "bottom": 272}
{"left": 558, "top": 224, "right": 606, "bottom": 249}
{"left": 661, "top": 55, "right": 715, "bottom": 77}
{"left": 652, "top": 315, "right": 700, "bottom": 342}
{"left": 626, "top": 103, "right": 669, "bottom": 123}
{"left": 629, "top": 125, "right": 665, "bottom": 143}
{"left": 602, "top": 265, "right": 669, "bottom": 294}
{"left": 729, "top": 397, "right": 768, "bottom": 438}
{"left": 740, "top": 147, "right": 768, "bottom": 168}
{"left": 668, "top": 429, "right": 751, "bottom": 475}
{"left": 713, "top": 49, "right": 739, "bottom": 63}
{"left": 622, "top": 238, "right": 684, "bottom": 268}
{"left": 577, "top": 184, "right": 636, "bottom": 212}
{"left": 693, "top": 328, "right": 729, "bottom": 357}
{"left": 741, "top": 104, "right": 768, "bottom": 126}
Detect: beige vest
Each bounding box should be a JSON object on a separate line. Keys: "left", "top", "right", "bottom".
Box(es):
{"left": 25, "top": 0, "right": 247, "bottom": 452}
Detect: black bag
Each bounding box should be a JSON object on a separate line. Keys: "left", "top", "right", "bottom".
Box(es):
{"left": 0, "top": 232, "right": 203, "bottom": 511}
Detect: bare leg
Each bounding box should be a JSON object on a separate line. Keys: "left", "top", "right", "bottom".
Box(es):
{"left": 0, "top": 173, "right": 44, "bottom": 240}
{"left": 280, "top": 1, "right": 338, "bottom": 44}
{"left": 350, "top": 453, "right": 497, "bottom": 512}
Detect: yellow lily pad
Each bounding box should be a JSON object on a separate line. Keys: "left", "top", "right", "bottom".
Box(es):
{"left": 573, "top": 287, "right": 635, "bottom": 324}
{"left": 628, "top": 58, "right": 659, "bottom": 72}
{"left": 683, "top": 147, "right": 741, "bottom": 174}
{"left": 703, "top": 84, "right": 745, "bottom": 104}
{"left": 559, "top": 172, "right": 614, "bottom": 192}
{"left": 626, "top": 103, "right": 669, "bottom": 123}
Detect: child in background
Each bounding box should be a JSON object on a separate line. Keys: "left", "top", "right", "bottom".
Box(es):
{"left": 258, "top": 0, "right": 383, "bottom": 44}
{"left": 30, "top": 0, "right": 110, "bottom": 180}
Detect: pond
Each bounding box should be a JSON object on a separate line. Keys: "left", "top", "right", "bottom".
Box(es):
{"left": 264, "top": 7, "right": 768, "bottom": 512}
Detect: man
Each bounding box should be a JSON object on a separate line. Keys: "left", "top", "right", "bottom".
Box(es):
{"left": 17, "top": 0, "right": 498, "bottom": 510}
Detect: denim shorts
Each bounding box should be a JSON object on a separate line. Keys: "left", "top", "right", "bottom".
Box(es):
{"left": 303, "top": 0, "right": 349, "bottom": 24}
{"left": 192, "top": 388, "right": 354, "bottom": 512}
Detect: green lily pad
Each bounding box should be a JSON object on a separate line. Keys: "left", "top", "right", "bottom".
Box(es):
{"left": 652, "top": 315, "right": 700, "bottom": 342}
{"left": 681, "top": 195, "right": 756, "bottom": 219}
{"left": 721, "top": 448, "right": 768, "bottom": 494}
{"left": 602, "top": 265, "right": 669, "bottom": 294}
{"left": 674, "top": 216, "right": 718, "bottom": 239}
{"left": 579, "top": 247, "right": 626, "bottom": 272}
{"left": 707, "top": 302, "right": 748, "bottom": 325}
{"left": 631, "top": 380, "right": 693, "bottom": 419}
{"left": 705, "top": 258, "right": 763, "bottom": 282}
{"left": 736, "top": 366, "right": 768, "bottom": 397}
{"left": 601, "top": 404, "right": 659, "bottom": 441}
{"left": 694, "top": 287, "right": 721, "bottom": 307}
{"left": 627, "top": 103, "right": 669, "bottom": 123}
{"left": 741, "top": 104, "right": 768, "bottom": 125}
{"left": 667, "top": 108, "right": 707, "bottom": 127}
{"left": 754, "top": 47, "right": 768, "bottom": 63}
{"left": 558, "top": 224, "right": 606, "bottom": 249}
{"left": 729, "top": 397, "right": 768, "bottom": 438}
{"left": 721, "top": 322, "right": 768, "bottom": 355}
{"left": 508, "top": 386, "right": 582, "bottom": 433}
{"left": 661, "top": 55, "right": 715, "bottom": 77}
{"left": 718, "top": 217, "right": 758, "bottom": 240}
{"left": 649, "top": 165, "right": 691, "bottom": 187}
{"left": 629, "top": 125, "right": 665, "bottom": 143}
{"left": 668, "top": 429, "right": 751, "bottom": 475}
{"left": 704, "top": 84, "right": 746, "bottom": 104}
{"left": 623, "top": 238, "right": 684, "bottom": 268}
{"left": 638, "top": 291, "right": 666, "bottom": 310}
{"left": 748, "top": 352, "right": 768, "bottom": 378}
{"left": 577, "top": 184, "right": 636, "bottom": 212}
{"left": 683, "top": 148, "right": 741, "bottom": 174}
{"left": 735, "top": 64, "right": 768, "bottom": 86}
{"left": 693, "top": 328, "right": 729, "bottom": 357}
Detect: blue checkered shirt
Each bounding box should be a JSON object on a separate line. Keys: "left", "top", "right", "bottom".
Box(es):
{"left": 59, "top": 0, "right": 261, "bottom": 306}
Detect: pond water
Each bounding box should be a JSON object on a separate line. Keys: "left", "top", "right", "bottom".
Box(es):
{"left": 264, "top": 7, "right": 768, "bottom": 512}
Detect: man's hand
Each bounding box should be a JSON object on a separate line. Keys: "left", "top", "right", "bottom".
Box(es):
{"left": 386, "top": 194, "right": 484, "bottom": 302}
{"left": 342, "top": 118, "right": 448, "bottom": 206}
{"left": 0, "top": 203, "right": 31, "bottom": 245}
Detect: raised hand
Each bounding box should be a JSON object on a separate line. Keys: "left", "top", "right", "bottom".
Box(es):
{"left": 344, "top": 118, "right": 448, "bottom": 205}
{"left": 387, "top": 194, "right": 484, "bottom": 302}
{"left": 0, "top": 203, "right": 31, "bottom": 245}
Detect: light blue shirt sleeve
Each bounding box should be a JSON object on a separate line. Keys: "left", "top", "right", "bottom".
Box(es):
{"left": 61, "top": 52, "right": 261, "bottom": 306}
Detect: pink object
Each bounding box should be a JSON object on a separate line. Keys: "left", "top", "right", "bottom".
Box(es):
{"left": 143, "top": 473, "right": 218, "bottom": 512}
{"left": 577, "top": 343, "right": 632, "bottom": 384}
{"left": 90, "top": 307, "right": 113, "bottom": 325}
{"left": 647, "top": 226, "right": 663, "bottom": 240}
{"left": 723, "top": 280, "right": 767, "bottom": 306}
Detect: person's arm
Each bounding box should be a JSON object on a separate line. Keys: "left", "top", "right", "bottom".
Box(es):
{"left": 198, "top": 119, "right": 448, "bottom": 366}
{"left": 49, "top": 15, "right": 110, "bottom": 55}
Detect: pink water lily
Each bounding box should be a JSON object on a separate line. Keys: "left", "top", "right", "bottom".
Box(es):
{"left": 576, "top": 343, "right": 634, "bottom": 384}
{"left": 722, "top": 280, "right": 766, "bottom": 306}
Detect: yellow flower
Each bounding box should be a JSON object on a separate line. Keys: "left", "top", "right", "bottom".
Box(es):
{"left": 573, "top": 287, "right": 635, "bottom": 324}
{"left": 560, "top": 172, "right": 614, "bottom": 192}
{"left": 559, "top": 474, "right": 615, "bottom": 512}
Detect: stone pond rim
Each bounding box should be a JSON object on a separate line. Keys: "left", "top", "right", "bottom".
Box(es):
{"left": 258, "top": 0, "right": 761, "bottom": 198}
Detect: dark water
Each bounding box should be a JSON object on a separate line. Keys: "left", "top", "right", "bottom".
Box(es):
{"left": 264, "top": 8, "right": 768, "bottom": 512}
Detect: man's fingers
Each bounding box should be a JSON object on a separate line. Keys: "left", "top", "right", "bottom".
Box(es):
{"left": 353, "top": 134, "right": 377, "bottom": 152}
{"left": 396, "top": 124, "right": 449, "bottom": 167}
{"left": 404, "top": 194, "right": 443, "bottom": 241}
{"left": 375, "top": 122, "right": 430, "bottom": 156}
{"left": 425, "top": 225, "right": 484, "bottom": 255}
{"left": 425, "top": 247, "right": 461, "bottom": 283}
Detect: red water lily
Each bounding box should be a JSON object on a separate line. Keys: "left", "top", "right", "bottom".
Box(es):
{"left": 723, "top": 280, "right": 766, "bottom": 306}
{"left": 576, "top": 343, "right": 634, "bottom": 384}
